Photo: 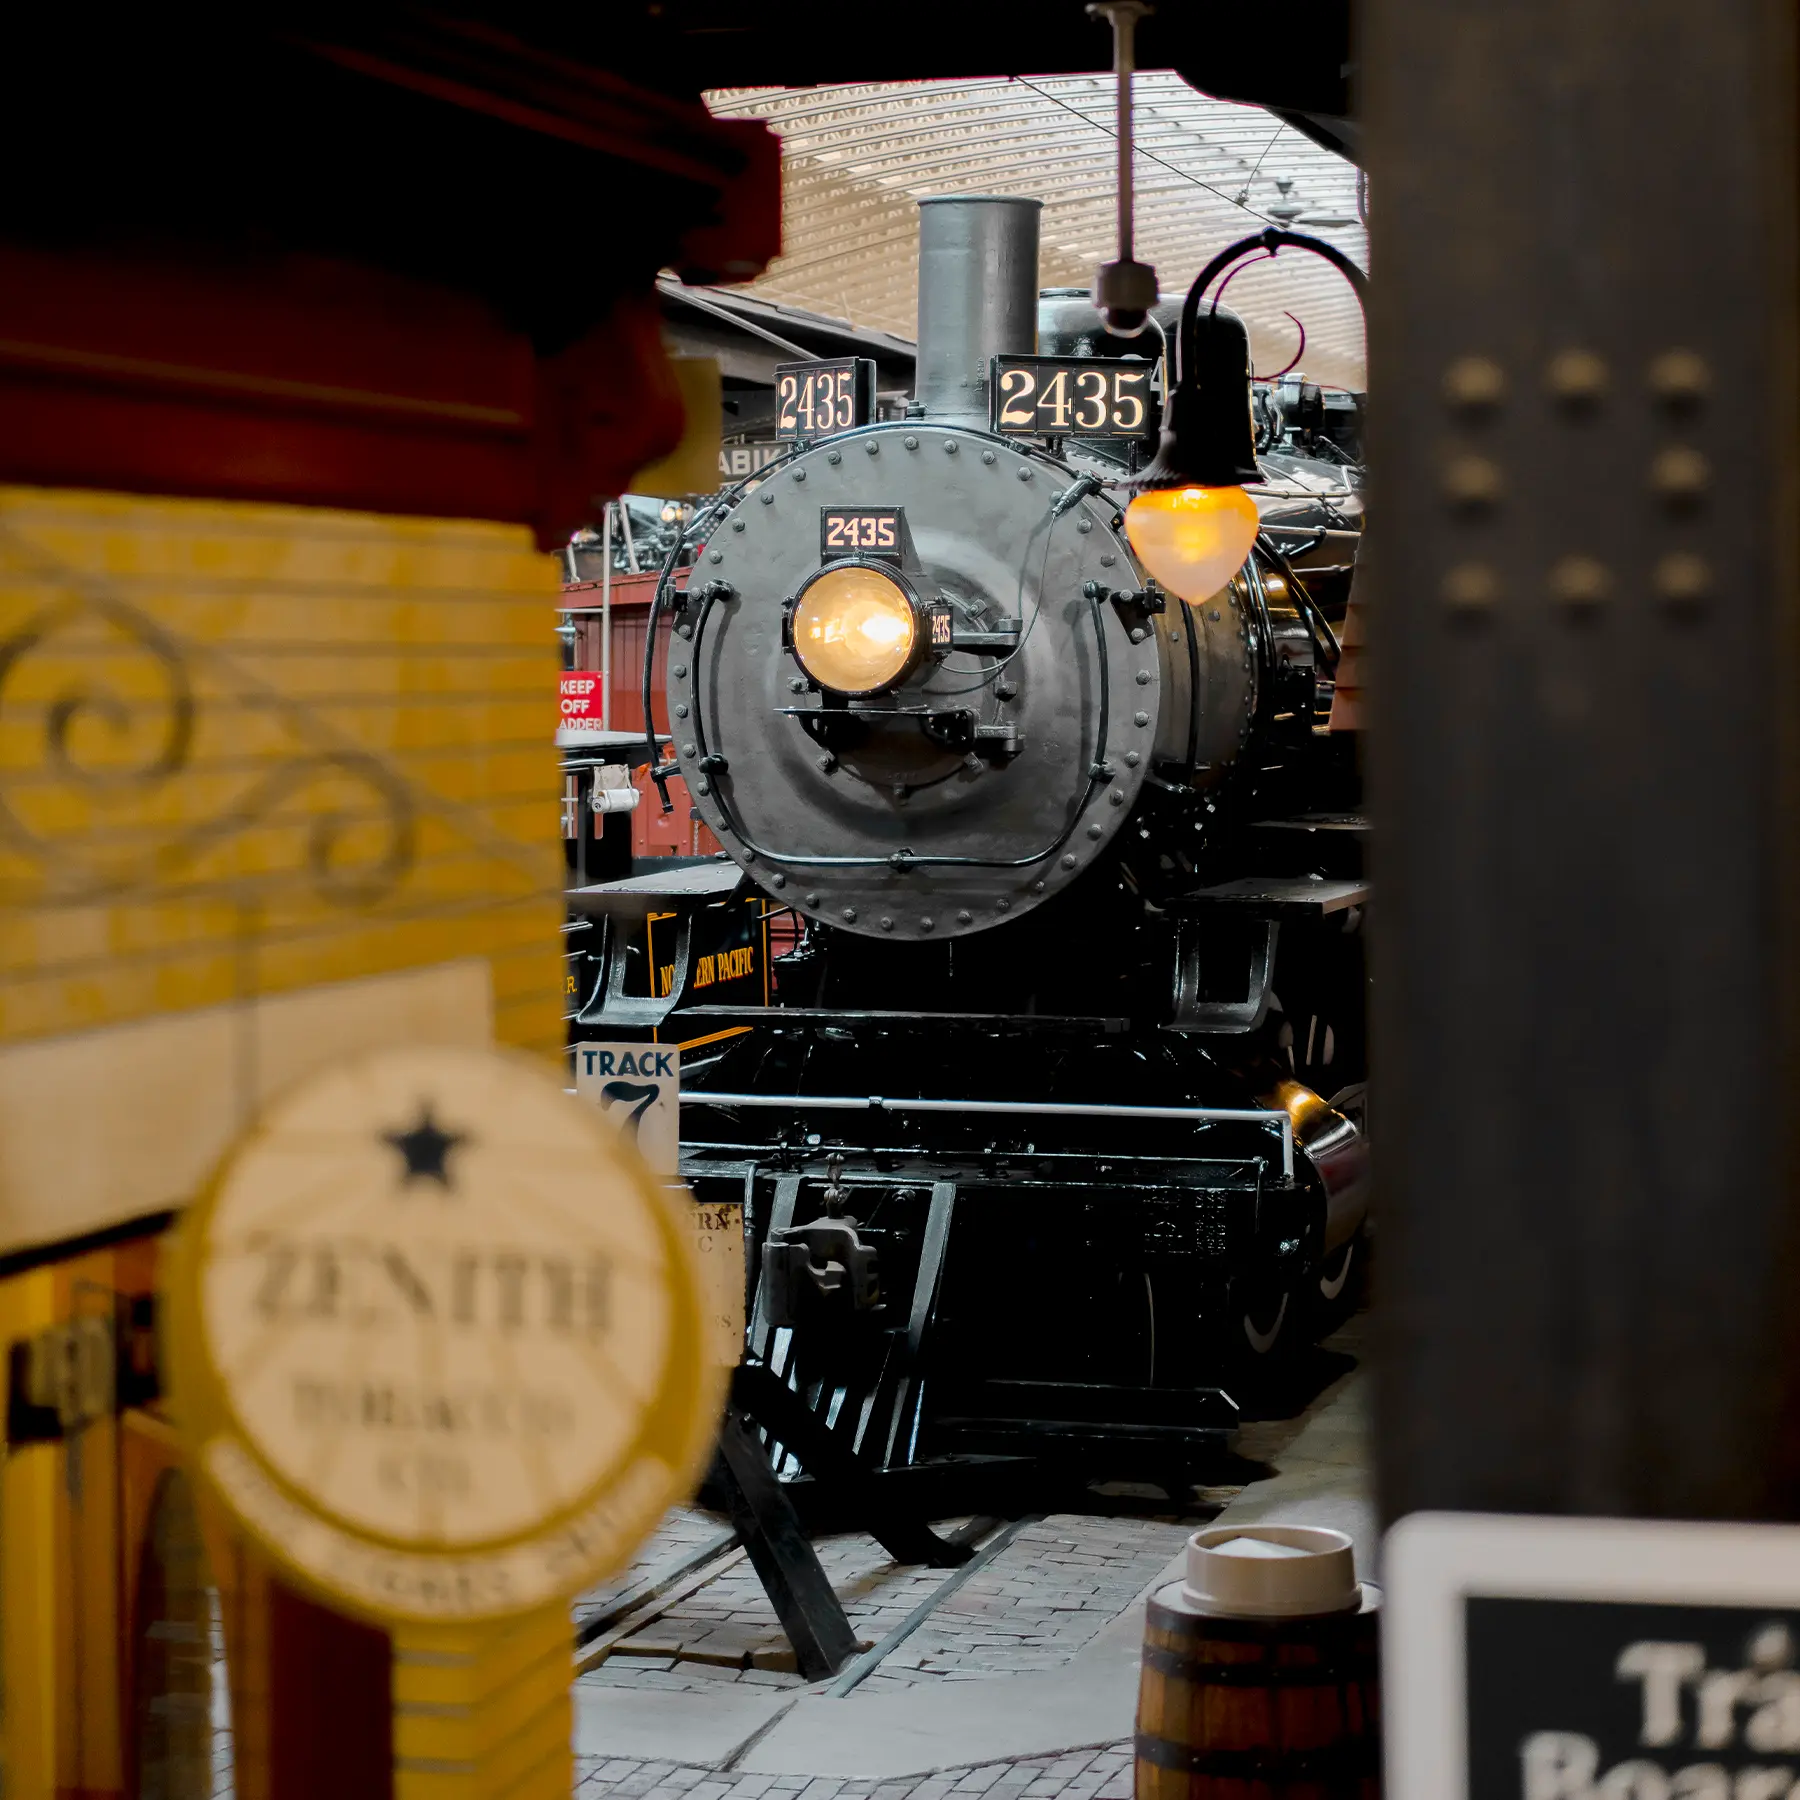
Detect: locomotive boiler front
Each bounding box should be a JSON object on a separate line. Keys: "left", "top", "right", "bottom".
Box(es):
{"left": 668, "top": 196, "right": 1262, "bottom": 940}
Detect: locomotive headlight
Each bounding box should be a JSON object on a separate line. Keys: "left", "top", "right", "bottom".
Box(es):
{"left": 791, "top": 565, "right": 920, "bottom": 695}
{"left": 1124, "top": 485, "right": 1262, "bottom": 602}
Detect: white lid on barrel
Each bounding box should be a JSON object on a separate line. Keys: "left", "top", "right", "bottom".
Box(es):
{"left": 1178, "top": 1524, "right": 1363, "bottom": 1619}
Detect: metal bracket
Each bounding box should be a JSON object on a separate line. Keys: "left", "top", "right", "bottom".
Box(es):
{"left": 948, "top": 617, "right": 1023, "bottom": 652}
{"left": 1170, "top": 916, "right": 1280, "bottom": 1033}
{"left": 574, "top": 909, "right": 700, "bottom": 1032}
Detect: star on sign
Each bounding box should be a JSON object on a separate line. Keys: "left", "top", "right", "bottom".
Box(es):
{"left": 382, "top": 1104, "right": 468, "bottom": 1190}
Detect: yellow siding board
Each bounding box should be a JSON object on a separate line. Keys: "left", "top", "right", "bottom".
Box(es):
{"left": 0, "top": 486, "right": 564, "bottom": 1062}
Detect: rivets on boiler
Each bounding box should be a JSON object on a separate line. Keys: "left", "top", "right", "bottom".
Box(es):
{"left": 902, "top": 435, "right": 919, "bottom": 451}
{"left": 1100, "top": 553, "right": 1117, "bottom": 567}
{"left": 1548, "top": 555, "right": 1612, "bottom": 613}
{"left": 681, "top": 742, "right": 696, "bottom": 757}
{"left": 672, "top": 664, "right": 687, "bottom": 678}
{"left": 1061, "top": 853, "right": 1079, "bottom": 869}
{"left": 696, "top": 779, "right": 710, "bottom": 795}
{"left": 921, "top": 916, "right": 935, "bottom": 931}
{"left": 709, "top": 549, "right": 724, "bottom": 562}
{"left": 981, "top": 449, "right": 997, "bottom": 464}
{"left": 1086, "top": 823, "right": 1105, "bottom": 840}
{"left": 842, "top": 908, "right": 858, "bottom": 923}
{"left": 1109, "top": 789, "right": 1126, "bottom": 807}
{"left": 1133, "top": 710, "right": 1149, "bottom": 727}
{"left": 866, "top": 439, "right": 880, "bottom": 455}
{"left": 789, "top": 676, "right": 806, "bottom": 693}
{"left": 792, "top": 467, "right": 807, "bottom": 481}
{"left": 1651, "top": 445, "right": 1710, "bottom": 510}
{"left": 1032, "top": 880, "right": 1047, "bottom": 894}
{"left": 1442, "top": 355, "right": 1506, "bottom": 413}
{"left": 995, "top": 897, "right": 1011, "bottom": 912}
{"left": 1546, "top": 349, "right": 1609, "bottom": 408}
{"left": 1017, "top": 465, "right": 1033, "bottom": 481}
{"left": 1443, "top": 455, "right": 1503, "bottom": 512}
{"left": 1077, "top": 518, "right": 1093, "bottom": 533}
{"left": 943, "top": 440, "right": 959, "bottom": 454}
{"left": 827, "top": 449, "right": 842, "bottom": 464}
{"left": 674, "top": 702, "right": 689, "bottom": 719}
{"left": 880, "top": 917, "right": 893, "bottom": 931}
{"left": 731, "top": 518, "right": 746, "bottom": 532}
{"left": 1654, "top": 551, "right": 1713, "bottom": 616}
{"left": 1124, "top": 750, "right": 1140, "bottom": 767}
{"left": 1441, "top": 563, "right": 1499, "bottom": 617}
{"left": 805, "top": 891, "right": 820, "bottom": 907}
{"left": 770, "top": 873, "right": 786, "bottom": 888}
{"left": 1649, "top": 349, "right": 1712, "bottom": 410}
{"left": 957, "top": 909, "right": 973, "bottom": 925}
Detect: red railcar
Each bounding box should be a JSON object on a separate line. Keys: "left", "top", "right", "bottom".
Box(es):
{"left": 559, "top": 565, "right": 723, "bottom": 864}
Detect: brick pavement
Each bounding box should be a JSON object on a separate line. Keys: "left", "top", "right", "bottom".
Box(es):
{"left": 573, "top": 1737, "right": 1135, "bottom": 1800}
{"left": 574, "top": 1511, "right": 1194, "bottom": 1694}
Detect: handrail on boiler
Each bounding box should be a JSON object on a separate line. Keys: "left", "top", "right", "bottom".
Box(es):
{"left": 676, "top": 1092, "right": 1295, "bottom": 1182}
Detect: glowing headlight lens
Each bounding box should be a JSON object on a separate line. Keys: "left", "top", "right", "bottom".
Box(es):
{"left": 792, "top": 565, "right": 919, "bottom": 694}
{"left": 1123, "top": 484, "right": 1262, "bottom": 602}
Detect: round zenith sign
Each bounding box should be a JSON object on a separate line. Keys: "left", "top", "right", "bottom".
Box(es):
{"left": 165, "top": 1044, "right": 720, "bottom": 1624}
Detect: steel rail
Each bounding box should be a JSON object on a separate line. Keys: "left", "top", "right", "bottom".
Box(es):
{"left": 823, "top": 1514, "right": 1037, "bottom": 1697}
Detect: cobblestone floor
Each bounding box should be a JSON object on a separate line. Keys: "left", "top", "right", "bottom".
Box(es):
{"left": 574, "top": 1737, "right": 1135, "bottom": 1800}
{"left": 573, "top": 1510, "right": 1196, "bottom": 1694}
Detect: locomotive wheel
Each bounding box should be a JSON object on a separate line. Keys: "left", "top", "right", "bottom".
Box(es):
{"left": 1211, "top": 1270, "right": 1298, "bottom": 1383}
{"left": 1306, "top": 1225, "right": 1368, "bottom": 1338}
{"left": 1237, "top": 1280, "right": 1293, "bottom": 1359}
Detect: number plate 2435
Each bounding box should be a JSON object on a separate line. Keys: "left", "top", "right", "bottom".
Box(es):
{"left": 990, "top": 354, "right": 1155, "bottom": 438}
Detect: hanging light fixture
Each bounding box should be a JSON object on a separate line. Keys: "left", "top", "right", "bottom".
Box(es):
{"left": 1124, "top": 228, "right": 1370, "bottom": 603}
{"left": 1088, "top": 1, "right": 1158, "bottom": 338}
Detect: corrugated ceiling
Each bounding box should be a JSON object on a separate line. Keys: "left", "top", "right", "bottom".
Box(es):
{"left": 705, "top": 74, "right": 1368, "bottom": 391}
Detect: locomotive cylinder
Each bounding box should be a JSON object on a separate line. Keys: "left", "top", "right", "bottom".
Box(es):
{"left": 914, "top": 195, "right": 1042, "bottom": 427}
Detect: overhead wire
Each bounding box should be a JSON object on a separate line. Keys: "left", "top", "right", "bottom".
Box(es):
{"left": 1008, "top": 75, "right": 1281, "bottom": 227}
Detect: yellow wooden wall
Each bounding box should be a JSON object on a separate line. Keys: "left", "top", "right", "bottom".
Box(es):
{"left": 0, "top": 484, "right": 571, "bottom": 1794}
{"left": 0, "top": 485, "right": 564, "bottom": 1059}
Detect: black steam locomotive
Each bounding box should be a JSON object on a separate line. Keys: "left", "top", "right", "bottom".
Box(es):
{"left": 573, "top": 195, "right": 1368, "bottom": 1488}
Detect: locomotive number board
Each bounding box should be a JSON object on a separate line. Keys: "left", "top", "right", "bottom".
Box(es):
{"left": 820, "top": 506, "right": 902, "bottom": 559}
{"left": 990, "top": 354, "right": 1157, "bottom": 438}
{"left": 775, "top": 357, "right": 877, "bottom": 438}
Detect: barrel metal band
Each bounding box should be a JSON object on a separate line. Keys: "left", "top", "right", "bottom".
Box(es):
{"left": 1139, "top": 1642, "right": 1376, "bottom": 1686}
{"left": 1133, "top": 1732, "right": 1378, "bottom": 1781}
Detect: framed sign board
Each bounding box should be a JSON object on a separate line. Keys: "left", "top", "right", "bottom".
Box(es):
{"left": 575, "top": 1041, "right": 679, "bottom": 1175}
{"left": 773, "top": 357, "right": 876, "bottom": 438}
{"left": 989, "top": 353, "right": 1157, "bottom": 438}
{"left": 819, "top": 506, "right": 903, "bottom": 560}
{"left": 1385, "top": 1512, "right": 1800, "bottom": 1800}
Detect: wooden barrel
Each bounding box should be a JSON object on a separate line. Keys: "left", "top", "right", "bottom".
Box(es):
{"left": 1135, "top": 1584, "right": 1381, "bottom": 1799}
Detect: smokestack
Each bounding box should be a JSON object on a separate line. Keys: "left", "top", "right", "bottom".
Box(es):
{"left": 914, "top": 196, "right": 1042, "bottom": 427}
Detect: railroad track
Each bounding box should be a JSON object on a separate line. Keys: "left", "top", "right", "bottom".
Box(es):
{"left": 573, "top": 1513, "right": 1039, "bottom": 1695}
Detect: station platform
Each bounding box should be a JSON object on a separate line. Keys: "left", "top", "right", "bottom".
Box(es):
{"left": 571, "top": 1315, "right": 1372, "bottom": 1799}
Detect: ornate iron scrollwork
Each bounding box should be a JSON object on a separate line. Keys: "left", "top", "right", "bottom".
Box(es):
{"left": 0, "top": 564, "right": 417, "bottom": 911}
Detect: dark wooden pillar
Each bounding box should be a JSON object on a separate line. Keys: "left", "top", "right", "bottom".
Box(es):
{"left": 1364, "top": 0, "right": 1800, "bottom": 1519}
{"left": 268, "top": 1581, "right": 393, "bottom": 1800}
